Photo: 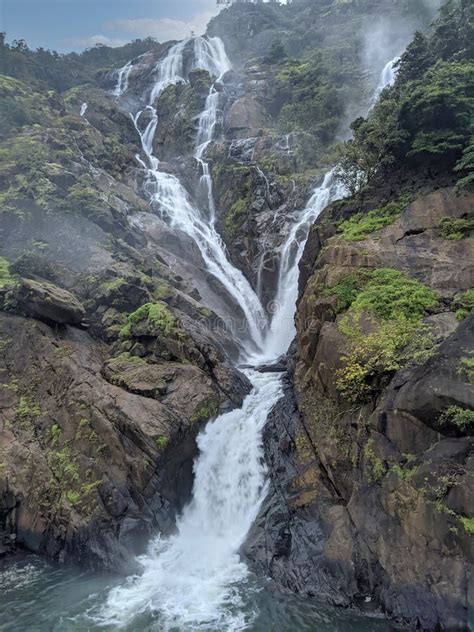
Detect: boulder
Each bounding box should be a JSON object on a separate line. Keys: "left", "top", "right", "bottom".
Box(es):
{"left": 11, "top": 279, "right": 86, "bottom": 326}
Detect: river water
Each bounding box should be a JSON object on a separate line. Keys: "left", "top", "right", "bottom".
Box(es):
{"left": 0, "top": 36, "right": 400, "bottom": 632}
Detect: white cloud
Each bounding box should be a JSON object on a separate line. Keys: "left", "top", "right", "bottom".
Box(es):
{"left": 107, "top": 10, "right": 219, "bottom": 43}
{"left": 63, "top": 34, "right": 129, "bottom": 49}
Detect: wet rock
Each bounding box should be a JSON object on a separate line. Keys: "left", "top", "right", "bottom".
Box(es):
{"left": 9, "top": 279, "right": 86, "bottom": 326}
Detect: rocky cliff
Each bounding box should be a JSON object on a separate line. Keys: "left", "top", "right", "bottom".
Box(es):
{"left": 0, "top": 0, "right": 472, "bottom": 629}
{"left": 244, "top": 3, "right": 474, "bottom": 629}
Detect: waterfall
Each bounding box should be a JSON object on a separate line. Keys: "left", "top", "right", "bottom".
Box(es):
{"left": 99, "top": 46, "right": 402, "bottom": 630}
{"left": 260, "top": 54, "right": 401, "bottom": 363}
{"left": 129, "top": 37, "right": 267, "bottom": 354}
{"left": 260, "top": 170, "right": 346, "bottom": 363}
{"left": 113, "top": 60, "right": 133, "bottom": 97}
{"left": 100, "top": 370, "right": 282, "bottom": 630}
{"left": 79, "top": 102, "right": 88, "bottom": 117}
{"left": 370, "top": 56, "right": 400, "bottom": 108}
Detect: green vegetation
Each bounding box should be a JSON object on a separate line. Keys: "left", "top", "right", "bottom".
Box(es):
{"left": 338, "top": 196, "right": 411, "bottom": 241}
{"left": 363, "top": 438, "right": 386, "bottom": 482}
{"left": 439, "top": 214, "right": 474, "bottom": 240}
{"left": 0, "top": 256, "right": 14, "bottom": 288}
{"left": 325, "top": 268, "right": 438, "bottom": 318}
{"left": 16, "top": 395, "right": 41, "bottom": 422}
{"left": 334, "top": 1, "right": 473, "bottom": 192}
{"left": 391, "top": 461, "right": 418, "bottom": 481}
{"left": 347, "top": 268, "right": 438, "bottom": 321}
{"left": 119, "top": 302, "right": 177, "bottom": 340}
{"left": 50, "top": 424, "right": 61, "bottom": 447}
{"left": 439, "top": 406, "right": 474, "bottom": 431}
{"left": 330, "top": 269, "right": 437, "bottom": 402}
{"left": 0, "top": 32, "right": 164, "bottom": 93}
{"left": 155, "top": 435, "right": 169, "bottom": 450}
{"left": 460, "top": 516, "right": 474, "bottom": 534}
{"left": 191, "top": 399, "right": 219, "bottom": 425}
{"left": 453, "top": 289, "right": 474, "bottom": 320}
{"left": 458, "top": 357, "right": 474, "bottom": 383}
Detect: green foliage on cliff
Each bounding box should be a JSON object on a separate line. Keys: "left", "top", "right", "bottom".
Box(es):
{"left": 439, "top": 405, "right": 474, "bottom": 431}
{"left": 325, "top": 268, "right": 438, "bottom": 318}
{"left": 119, "top": 302, "right": 177, "bottom": 340}
{"left": 0, "top": 32, "right": 163, "bottom": 92}
{"left": 338, "top": 195, "right": 411, "bottom": 240}
{"left": 453, "top": 289, "right": 474, "bottom": 320}
{"left": 275, "top": 48, "right": 362, "bottom": 145}
{"left": 334, "top": 0, "right": 474, "bottom": 191}
{"left": 332, "top": 269, "right": 437, "bottom": 402}
{"left": 438, "top": 214, "right": 474, "bottom": 240}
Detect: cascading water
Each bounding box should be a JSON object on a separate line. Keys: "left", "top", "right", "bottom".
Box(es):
{"left": 260, "top": 54, "right": 401, "bottom": 363}
{"left": 100, "top": 370, "right": 283, "bottom": 631}
{"left": 129, "top": 38, "right": 266, "bottom": 354}
{"left": 96, "top": 47, "right": 401, "bottom": 631}
{"left": 114, "top": 60, "right": 133, "bottom": 98}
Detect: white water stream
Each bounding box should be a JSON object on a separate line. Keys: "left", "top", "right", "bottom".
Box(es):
{"left": 99, "top": 41, "right": 400, "bottom": 630}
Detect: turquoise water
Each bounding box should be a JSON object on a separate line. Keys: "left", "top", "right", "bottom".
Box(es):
{"left": 0, "top": 556, "right": 397, "bottom": 632}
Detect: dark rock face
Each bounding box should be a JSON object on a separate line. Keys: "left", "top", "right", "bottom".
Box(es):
{"left": 244, "top": 185, "right": 474, "bottom": 631}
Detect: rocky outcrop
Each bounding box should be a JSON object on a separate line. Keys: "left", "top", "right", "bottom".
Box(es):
{"left": 7, "top": 279, "right": 86, "bottom": 326}
{"left": 0, "top": 305, "right": 248, "bottom": 569}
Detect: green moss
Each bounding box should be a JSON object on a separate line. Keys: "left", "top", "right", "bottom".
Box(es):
{"left": 322, "top": 270, "right": 371, "bottom": 313}
{"left": 119, "top": 302, "right": 177, "bottom": 339}
{"left": 348, "top": 268, "right": 438, "bottom": 322}
{"left": 325, "top": 268, "right": 437, "bottom": 321}
{"left": 439, "top": 214, "right": 474, "bottom": 240}
{"left": 66, "top": 490, "right": 81, "bottom": 505}
{"left": 338, "top": 196, "right": 411, "bottom": 241}
{"left": 191, "top": 399, "right": 219, "bottom": 425}
{"left": 155, "top": 435, "right": 169, "bottom": 450}
{"left": 458, "top": 357, "right": 474, "bottom": 383}
{"left": 16, "top": 395, "right": 41, "bottom": 422}
{"left": 460, "top": 516, "right": 474, "bottom": 534}
{"left": 333, "top": 269, "right": 437, "bottom": 402}
{"left": 391, "top": 462, "right": 418, "bottom": 481}
{"left": 50, "top": 424, "right": 61, "bottom": 447}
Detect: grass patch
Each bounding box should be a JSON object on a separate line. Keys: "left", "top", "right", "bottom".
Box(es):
{"left": 338, "top": 196, "right": 410, "bottom": 241}
{"left": 0, "top": 256, "right": 14, "bottom": 288}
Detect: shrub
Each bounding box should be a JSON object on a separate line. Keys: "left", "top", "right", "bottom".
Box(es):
{"left": 347, "top": 268, "right": 438, "bottom": 322}
{"left": 333, "top": 269, "right": 437, "bottom": 402}
{"left": 119, "top": 302, "right": 177, "bottom": 339}
{"left": 0, "top": 256, "right": 14, "bottom": 288}
{"left": 439, "top": 406, "right": 474, "bottom": 431}
{"left": 453, "top": 289, "right": 474, "bottom": 320}
{"left": 458, "top": 357, "right": 474, "bottom": 383}
{"left": 336, "top": 318, "right": 433, "bottom": 402}
{"left": 439, "top": 214, "right": 474, "bottom": 240}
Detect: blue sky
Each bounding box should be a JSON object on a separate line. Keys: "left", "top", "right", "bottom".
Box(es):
{"left": 0, "top": 0, "right": 220, "bottom": 52}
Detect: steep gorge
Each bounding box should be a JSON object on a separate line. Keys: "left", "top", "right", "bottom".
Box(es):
{"left": 0, "top": 0, "right": 472, "bottom": 630}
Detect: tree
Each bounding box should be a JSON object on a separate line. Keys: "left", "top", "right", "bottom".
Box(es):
{"left": 334, "top": 98, "right": 406, "bottom": 194}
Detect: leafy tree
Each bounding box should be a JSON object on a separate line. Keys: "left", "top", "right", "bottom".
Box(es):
{"left": 334, "top": 98, "right": 406, "bottom": 194}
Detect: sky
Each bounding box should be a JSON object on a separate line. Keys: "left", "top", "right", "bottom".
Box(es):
{"left": 0, "top": 0, "right": 221, "bottom": 52}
